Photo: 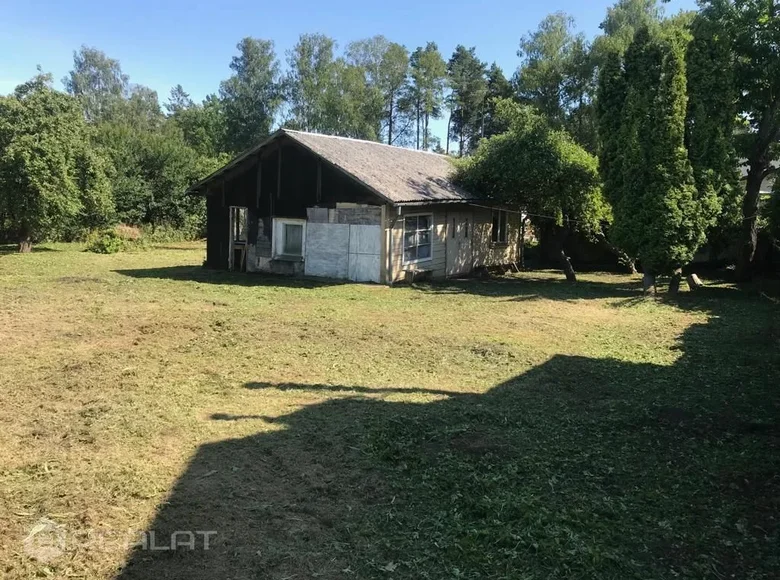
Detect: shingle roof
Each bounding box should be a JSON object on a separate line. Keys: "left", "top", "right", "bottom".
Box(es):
{"left": 283, "top": 130, "right": 475, "bottom": 204}
{"left": 187, "top": 129, "right": 476, "bottom": 205}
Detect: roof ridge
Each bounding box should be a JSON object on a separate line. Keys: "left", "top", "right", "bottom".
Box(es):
{"left": 281, "top": 128, "right": 451, "bottom": 158}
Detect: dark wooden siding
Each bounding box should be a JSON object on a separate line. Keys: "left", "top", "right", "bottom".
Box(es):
{"left": 204, "top": 135, "right": 384, "bottom": 270}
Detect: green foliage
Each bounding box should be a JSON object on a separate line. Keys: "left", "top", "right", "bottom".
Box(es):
{"left": 85, "top": 227, "right": 125, "bottom": 254}
{"left": 0, "top": 78, "right": 113, "bottom": 247}
{"left": 63, "top": 45, "right": 130, "bottom": 122}
{"left": 220, "top": 38, "right": 282, "bottom": 153}
{"left": 447, "top": 45, "right": 488, "bottom": 155}
{"left": 406, "top": 42, "right": 448, "bottom": 150}
{"left": 605, "top": 25, "right": 719, "bottom": 275}
{"left": 95, "top": 121, "right": 214, "bottom": 229}
{"left": 346, "top": 36, "right": 412, "bottom": 145}
{"left": 696, "top": 0, "right": 780, "bottom": 276}
{"left": 455, "top": 99, "right": 608, "bottom": 234}
{"left": 685, "top": 11, "right": 742, "bottom": 252}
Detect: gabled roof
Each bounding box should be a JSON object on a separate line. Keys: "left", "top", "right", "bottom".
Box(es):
{"left": 187, "top": 128, "right": 477, "bottom": 205}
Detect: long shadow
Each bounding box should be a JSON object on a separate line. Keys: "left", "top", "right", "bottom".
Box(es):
{"left": 414, "top": 272, "right": 645, "bottom": 301}
{"left": 115, "top": 291, "right": 780, "bottom": 579}
{"left": 114, "top": 265, "right": 349, "bottom": 289}
{"left": 0, "top": 244, "right": 59, "bottom": 256}
{"left": 245, "top": 381, "right": 467, "bottom": 398}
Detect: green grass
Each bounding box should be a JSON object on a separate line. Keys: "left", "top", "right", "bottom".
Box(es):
{"left": 0, "top": 243, "right": 778, "bottom": 579}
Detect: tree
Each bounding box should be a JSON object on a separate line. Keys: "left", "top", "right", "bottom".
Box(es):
{"left": 447, "top": 45, "right": 488, "bottom": 155}
{"left": 515, "top": 12, "right": 601, "bottom": 151}
{"left": 455, "top": 99, "right": 610, "bottom": 282}
{"left": 346, "top": 36, "right": 412, "bottom": 145}
{"left": 0, "top": 75, "right": 113, "bottom": 251}
{"left": 515, "top": 13, "right": 585, "bottom": 125}
{"left": 284, "top": 33, "right": 340, "bottom": 133}
{"left": 605, "top": 26, "right": 719, "bottom": 291}
{"left": 169, "top": 94, "right": 227, "bottom": 158}
{"left": 63, "top": 46, "right": 129, "bottom": 122}
{"left": 407, "top": 42, "right": 447, "bottom": 149}
{"left": 482, "top": 63, "right": 513, "bottom": 140}
{"left": 694, "top": 0, "right": 780, "bottom": 280}
{"left": 94, "top": 120, "right": 217, "bottom": 229}
{"left": 685, "top": 11, "right": 741, "bottom": 257}
{"left": 593, "top": 0, "right": 664, "bottom": 59}
{"left": 219, "top": 38, "right": 282, "bottom": 153}
{"left": 165, "top": 84, "right": 194, "bottom": 115}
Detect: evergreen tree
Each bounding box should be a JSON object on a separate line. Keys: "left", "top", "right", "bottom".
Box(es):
{"left": 607, "top": 26, "right": 719, "bottom": 290}
{"left": 447, "top": 45, "right": 487, "bottom": 156}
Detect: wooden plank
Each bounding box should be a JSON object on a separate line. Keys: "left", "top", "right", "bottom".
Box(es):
{"left": 277, "top": 147, "right": 282, "bottom": 200}
{"left": 255, "top": 159, "right": 262, "bottom": 209}
{"left": 316, "top": 160, "right": 322, "bottom": 203}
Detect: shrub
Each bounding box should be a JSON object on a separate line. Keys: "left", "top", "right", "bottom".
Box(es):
{"left": 85, "top": 228, "right": 125, "bottom": 254}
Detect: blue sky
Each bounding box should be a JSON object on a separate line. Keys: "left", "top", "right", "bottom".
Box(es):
{"left": 1, "top": 0, "right": 696, "bottom": 142}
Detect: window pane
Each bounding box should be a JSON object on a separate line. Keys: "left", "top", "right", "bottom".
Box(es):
{"left": 418, "top": 230, "right": 431, "bottom": 245}
{"left": 404, "top": 230, "right": 416, "bottom": 249}
{"left": 417, "top": 243, "right": 431, "bottom": 260}
{"left": 405, "top": 216, "right": 418, "bottom": 231}
{"left": 417, "top": 215, "right": 430, "bottom": 230}
{"left": 404, "top": 247, "right": 417, "bottom": 262}
{"left": 283, "top": 224, "right": 303, "bottom": 255}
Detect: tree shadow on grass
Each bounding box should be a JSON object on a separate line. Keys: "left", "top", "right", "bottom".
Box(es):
{"left": 115, "top": 297, "right": 780, "bottom": 580}
{"left": 114, "top": 265, "right": 349, "bottom": 289}
{"left": 0, "top": 244, "right": 59, "bottom": 256}
{"left": 413, "top": 273, "right": 645, "bottom": 301}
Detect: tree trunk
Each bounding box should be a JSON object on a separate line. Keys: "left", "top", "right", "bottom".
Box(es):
{"left": 668, "top": 269, "right": 683, "bottom": 294}
{"left": 416, "top": 101, "right": 420, "bottom": 150}
{"left": 18, "top": 226, "right": 32, "bottom": 253}
{"left": 557, "top": 226, "right": 576, "bottom": 282}
{"left": 388, "top": 95, "right": 394, "bottom": 145}
{"left": 423, "top": 114, "right": 429, "bottom": 150}
{"left": 595, "top": 231, "right": 637, "bottom": 274}
{"left": 560, "top": 250, "right": 576, "bottom": 283}
{"left": 446, "top": 113, "right": 451, "bottom": 155}
{"left": 735, "top": 163, "right": 766, "bottom": 281}
{"left": 687, "top": 273, "right": 704, "bottom": 291}
{"left": 643, "top": 272, "right": 656, "bottom": 295}
{"left": 519, "top": 214, "right": 526, "bottom": 270}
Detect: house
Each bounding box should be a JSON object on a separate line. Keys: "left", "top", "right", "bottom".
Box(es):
{"left": 187, "top": 129, "right": 520, "bottom": 284}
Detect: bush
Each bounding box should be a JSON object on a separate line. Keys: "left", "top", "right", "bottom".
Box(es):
{"left": 85, "top": 228, "right": 125, "bottom": 254}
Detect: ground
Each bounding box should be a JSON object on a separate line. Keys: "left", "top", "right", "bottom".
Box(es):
{"left": 0, "top": 242, "right": 778, "bottom": 580}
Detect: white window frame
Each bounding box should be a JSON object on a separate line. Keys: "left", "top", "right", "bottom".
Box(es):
{"left": 402, "top": 213, "right": 434, "bottom": 265}
{"left": 491, "top": 209, "right": 508, "bottom": 245}
{"left": 272, "top": 217, "right": 306, "bottom": 261}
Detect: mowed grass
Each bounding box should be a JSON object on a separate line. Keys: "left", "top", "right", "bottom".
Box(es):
{"left": 0, "top": 242, "right": 778, "bottom": 580}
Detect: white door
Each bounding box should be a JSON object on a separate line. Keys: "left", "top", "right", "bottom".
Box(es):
{"left": 446, "top": 210, "right": 473, "bottom": 277}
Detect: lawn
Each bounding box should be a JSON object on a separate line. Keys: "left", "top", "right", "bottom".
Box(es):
{"left": 0, "top": 243, "right": 778, "bottom": 579}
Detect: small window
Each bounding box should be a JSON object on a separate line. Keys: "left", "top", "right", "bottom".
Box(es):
{"left": 273, "top": 218, "right": 306, "bottom": 260}
{"left": 491, "top": 210, "right": 508, "bottom": 244}
{"left": 283, "top": 223, "right": 303, "bottom": 255}
{"left": 403, "top": 214, "right": 433, "bottom": 264}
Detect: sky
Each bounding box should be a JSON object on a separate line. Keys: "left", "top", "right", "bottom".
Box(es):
{"left": 1, "top": 0, "right": 697, "bottom": 143}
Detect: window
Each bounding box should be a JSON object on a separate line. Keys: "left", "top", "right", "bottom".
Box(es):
{"left": 403, "top": 214, "right": 432, "bottom": 264}
{"left": 230, "top": 207, "right": 247, "bottom": 243}
{"left": 273, "top": 218, "right": 306, "bottom": 260}
{"left": 491, "top": 210, "right": 508, "bottom": 244}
